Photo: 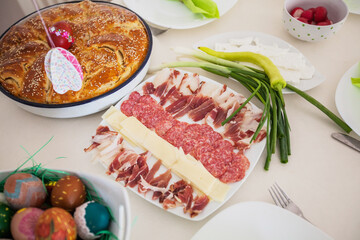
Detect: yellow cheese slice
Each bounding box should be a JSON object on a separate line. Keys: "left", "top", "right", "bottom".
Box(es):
{"left": 102, "top": 106, "right": 118, "bottom": 119}
{"left": 101, "top": 106, "right": 230, "bottom": 202}
{"left": 120, "top": 129, "right": 142, "bottom": 148}
{"left": 172, "top": 152, "right": 216, "bottom": 195}
{"left": 119, "top": 117, "right": 150, "bottom": 148}
{"left": 102, "top": 106, "right": 127, "bottom": 132}
{"left": 209, "top": 179, "right": 230, "bottom": 202}
{"left": 143, "top": 131, "right": 178, "bottom": 168}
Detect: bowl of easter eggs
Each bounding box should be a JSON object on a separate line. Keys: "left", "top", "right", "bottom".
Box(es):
{"left": 0, "top": 168, "right": 131, "bottom": 240}
{"left": 283, "top": 0, "right": 349, "bottom": 42}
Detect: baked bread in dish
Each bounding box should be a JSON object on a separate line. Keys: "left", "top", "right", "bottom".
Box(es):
{"left": 0, "top": 0, "right": 150, "bottom": 104}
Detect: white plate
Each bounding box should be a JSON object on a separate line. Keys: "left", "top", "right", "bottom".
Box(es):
{"left": 344, "top": 0, "right": 360, "bottom": 14}
{"left": 0, "top": 169, "right": 131, "bottom": 240}
{"left": 123, "top": 0, "right": 238, "bottom": 30}
{"left": 98, "top": 69, "right": 266, "bottom": 221}
{"left": 193, "top": 31, "right": 326, "bottom": 94}
{"left": 335, "top": 62, "right": 360, "bottom": 136}
{"left": 192, "top": 201, "right": 333, "bottom": 240}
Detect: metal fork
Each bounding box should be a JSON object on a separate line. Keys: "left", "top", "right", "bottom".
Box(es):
{"left": 269, "top": 182, "right": 309, "bottom": 222}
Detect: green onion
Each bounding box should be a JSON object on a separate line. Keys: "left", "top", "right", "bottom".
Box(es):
{"left": 150, "top": 48, "right": 352, "bottom": 169}
{"left": 285, "top": 83, "right": 352, "bottom": 133}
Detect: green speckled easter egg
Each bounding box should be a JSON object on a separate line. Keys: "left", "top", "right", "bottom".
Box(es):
{"left": 0, "top": 202, "right": 15, "bottom": 238}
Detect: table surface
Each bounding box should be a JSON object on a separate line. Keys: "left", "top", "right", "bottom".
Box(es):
{"left": 0, "top": 0, "right": 360, "bottom": 240}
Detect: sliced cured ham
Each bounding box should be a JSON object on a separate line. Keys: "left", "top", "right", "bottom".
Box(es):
{"left": 143, "top": 82, "right": 155, "bottom": 95}
{"left": 150, "top": 169, "right": 173, "bottom": 200}
{"left": 190, "top": 195, "right": 210, "bottom": 218}
{"left": 188, "top": 98, "right": 216, "bottom": 122}
{"left": 206, "top": 107, "right": 227, "bottom": 128}
{"left": 178, "top": 73, "right": 200, "bottom": 95}
{"left": 85, "top": 127, "right": 210, "bottom": 218}
{"left": 159, "top": 86, "right": 181, "bottom": 106}
{"left": 127, "top": 153, "right": 149, "bottom": 188}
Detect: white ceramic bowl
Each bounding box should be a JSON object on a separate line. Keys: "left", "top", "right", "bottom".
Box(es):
{"left": 0, "top": 1, "right": 153, "bottom": 118}
{"left": 283, "top": 0, "right": 349, "bottom": 42}
{"left": 0, "top": 169, "right": 131, "bottom": 240}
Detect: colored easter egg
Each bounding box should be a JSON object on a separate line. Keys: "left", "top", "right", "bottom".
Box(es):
{"left": 10, "top": 207, "right": 43, "bottom": 240}
{"left": 51, "top": 175, "right": 86, "bottom": 211}
{"left": 35, "top": 207, "right": 76, "bottom": 240}
{"left": 4, "top": 173, "right": 47, "bottom": 210}
{"left": 0, "top": 203, "right": 15, "bottom": 238}
{"left": 74, "top": 201, "right": 111, "bottom": 239}
{"left": 47, "top": 21, "right": 74, "bottom": 49}
{"left": 44, "top": 181, "right": 57, "bottom": 195}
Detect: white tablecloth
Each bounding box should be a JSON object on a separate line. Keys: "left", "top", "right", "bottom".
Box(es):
{"left": 0, "top": 0, "right": 359, "bottom": 239}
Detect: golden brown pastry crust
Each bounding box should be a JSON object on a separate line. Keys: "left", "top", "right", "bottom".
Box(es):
{"left": 0, "top": 0, "right": 149, "bottom": 104}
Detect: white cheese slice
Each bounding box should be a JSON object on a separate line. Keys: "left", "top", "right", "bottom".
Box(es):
{"left": 278, "top": 68, "right": 302, "bottom": 85}
{"left": 216, "top": 38, "right": 315, "bottom": 83}
{"left": 229, "top": 37, "right": 254, "bottom": 46}
{"left": 143, "top": 131, "right": 178, "bottom": 168}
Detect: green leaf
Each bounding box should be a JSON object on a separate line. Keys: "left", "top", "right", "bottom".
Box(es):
{"left": 179, "top": 0, "right": 219, "bottom": 18}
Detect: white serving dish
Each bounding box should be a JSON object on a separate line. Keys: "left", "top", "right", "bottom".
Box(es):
{"left": 194, "top": 31, "right": 326, "bottom": 94}
{"left": 0, "top": 1, "right": 153, "bottom": 118}
{"left": 335, "top": 62, "right": 360, "bottom": 136}
{"left": 0, "top": 169, "right": 131, "bottom": 240}
{"left": 192, "top": 201, "right": 333, "bottom": 240}
{"left": 123, "top": 0, "right": 238, "bottom": 30}
{"left": 344, "top": 0, "right": 360, "bottom": 14}
{"left": 96, "top": 69, "right": 266, "bottom": 221}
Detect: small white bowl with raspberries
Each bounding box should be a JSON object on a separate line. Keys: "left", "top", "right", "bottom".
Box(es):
{"left": 283, "top": 0, "right": 349, "bottom": 42}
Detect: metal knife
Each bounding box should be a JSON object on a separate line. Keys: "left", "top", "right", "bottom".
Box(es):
{"left": 331, "top": 133, "right": 360, "bottom": 153}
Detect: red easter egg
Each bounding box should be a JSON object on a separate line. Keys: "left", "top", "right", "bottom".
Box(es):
{"left": 35, "top": 207, "right": 76, "bottom": 240}
{"left": 47, "top": 21, "right": 74, "bottom": 49}
{"left": 4, "top": 173, "right": 47, "bottom": 210}
{"left": 11, "top": 207, "right": 44, "bottom": 240}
